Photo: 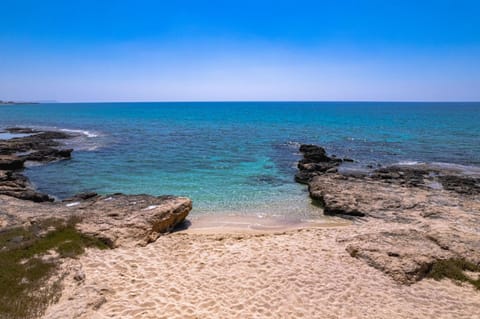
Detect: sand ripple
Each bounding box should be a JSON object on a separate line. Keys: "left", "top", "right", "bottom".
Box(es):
{"left": 44, "top": 227, "right": 480, "bottom": 319}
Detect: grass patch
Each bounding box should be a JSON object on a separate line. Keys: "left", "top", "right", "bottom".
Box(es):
{"left": 0, "top": 217, "right": 108, "bottom": 319}
{"left": 427, "top": 258, "right": 480, "bottom": 290}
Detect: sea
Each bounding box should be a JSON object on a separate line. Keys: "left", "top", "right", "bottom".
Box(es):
{"left": 1, "top": 102, "right": 479, "bottom": 219}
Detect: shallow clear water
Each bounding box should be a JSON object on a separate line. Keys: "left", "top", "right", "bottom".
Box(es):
{"left": 1, "top": 102, "right": 479, "bottom": 217}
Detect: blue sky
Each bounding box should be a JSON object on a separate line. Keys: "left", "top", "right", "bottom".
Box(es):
{"left": 1, "top": 0, "right": 479, "bottom": 102}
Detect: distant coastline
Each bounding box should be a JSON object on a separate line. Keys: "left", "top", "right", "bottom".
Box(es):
{"left": 0, "top": 100, "right": 39, "bottom": 105}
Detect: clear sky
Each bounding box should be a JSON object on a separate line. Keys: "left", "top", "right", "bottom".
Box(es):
{"left": 1, "top": 0, "right": 479, "bottom": 102}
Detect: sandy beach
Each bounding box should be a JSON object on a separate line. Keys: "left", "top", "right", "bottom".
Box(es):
{"left": 2, "top": 129, "right": 479, "bottom": 319}
{"left": 43, "top": 216, "right": 480, "bottom": 319}
{"left": 2, "top": 1, "right": 480, "bottom": 317}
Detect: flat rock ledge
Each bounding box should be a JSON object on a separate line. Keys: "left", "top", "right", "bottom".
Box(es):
{"left": 297, "top": 144, "right": 480, "bottom": 285}
{"left": 1, "top": 193, "right": 192, "bottom": 247}
{"left": 0, "top": 128, "right": 192, "bottom": 247}
{"left": 0, "top": 127, "right": 74, "bottom": 201}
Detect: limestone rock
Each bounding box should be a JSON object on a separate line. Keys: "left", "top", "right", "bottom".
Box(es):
{"left": 74, "top": 194, "right": 192, "bottom": 247}
{"left": 296, "top": 144, "right": 480, "bottom": 284}
{"left": 1, "top": 193, "right": 192, "bottom": 247}
{"left": 344, "top": 228, "right": 480, "bottom": 284}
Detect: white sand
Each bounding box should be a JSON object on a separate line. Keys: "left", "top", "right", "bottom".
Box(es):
{"left": 44, "top": 217, "right": 480, "bottom": 319}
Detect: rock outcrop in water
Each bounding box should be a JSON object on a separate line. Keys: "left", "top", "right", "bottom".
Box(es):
{"left": 0, "top": 127, "right": 73, "bottom": 201}
{"left": 296, "top": 143, "right": 480, "bottom": 284}
{"left": 0, "top": 127, "right": 192, "bottom": 246}
{"left": 294, "top": 144, "right": 343, "bottom": 184}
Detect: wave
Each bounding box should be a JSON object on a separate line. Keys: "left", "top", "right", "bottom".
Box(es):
{"left": 21, "top": 125, "right": 104, "bottom": 151}
{"left": 428, "top": 162, "right": 480, "bottom": 177}
{"left": 59, "top": 128, "right": 99, "bottom": 138}
{"left": 395, "top": 161, "right": 424, "bottom": 166}
{"left": 392, "top": 161, "right": 480, "bottom": 177}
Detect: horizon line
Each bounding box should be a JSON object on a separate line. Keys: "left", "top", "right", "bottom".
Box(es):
{"left": 23, "top": 100, "right": 480, "bottom": 104}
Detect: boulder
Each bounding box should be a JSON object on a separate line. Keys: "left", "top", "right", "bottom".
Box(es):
{"left": 71, "top": 194, "right": 192, "bottom": 247}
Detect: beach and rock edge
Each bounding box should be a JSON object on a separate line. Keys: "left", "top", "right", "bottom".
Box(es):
{"left": 1, "top": 129, "right": 479, "bottom": 318}
{"left": 0, "top": 127, "right": 192, "bottom": 246}
{"left": 296, "top": 144, "right": 480, "bottom": 285}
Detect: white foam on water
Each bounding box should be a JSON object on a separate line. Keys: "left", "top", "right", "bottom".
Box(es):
{"left": 391, "top": 161, "right": 480, "bottom": 177}
{"left": 429, "top": 162, "right": 480, "bottom": 177}
{"left": 60, "top": 128, "right": 99, "bottom": 138}
{"left": 396, "top": 161, "right": 423, "bottom": 166}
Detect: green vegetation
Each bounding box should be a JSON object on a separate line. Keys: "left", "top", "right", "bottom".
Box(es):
{"left": 0, "top": 217, "right": 108, "bottom": 319}
{"left": 427, "top": 258, "right": 480, "bottom": 290}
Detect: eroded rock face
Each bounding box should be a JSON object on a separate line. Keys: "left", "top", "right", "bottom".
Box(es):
{"left": 0, "top": 194, "right": 192, "bottom": 248}
{"left": 0, "top": 169, "right": 53, "bottom": 202}
{"left": 71, "top": 194, "right": 192, "bottom": 247}
{"left": 296, "top": 144, "right": 480, "bottom": 285}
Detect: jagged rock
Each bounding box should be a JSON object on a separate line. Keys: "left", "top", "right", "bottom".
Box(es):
{"left": 295, "top": 144, "right": 342, "bottom": 183}
{"left": 0, "top": 155, "right": 25, "bottom": 170}
{"left": 0, "top": 128, "right": 77, "bottom": 202}
{"left": 299, "top": 144, "right": 332, "bottom": 162}
{"left": 0, "top": 170, "right": 53, "bottom": 202}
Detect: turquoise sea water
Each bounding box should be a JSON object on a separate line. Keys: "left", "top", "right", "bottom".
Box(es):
{"left": 1, "top": 102, "right": 479, "bottom": 218}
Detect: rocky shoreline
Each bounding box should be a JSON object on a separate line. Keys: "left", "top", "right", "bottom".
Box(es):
{"left": 0, "top": 128, "right": 192, "bottom": 318}
{"left": 1, "top": 131, "right": 479, "bottom": 318}
{"left": 0, "top": 128, "right": 192, "bottom": 245}
{"left": 296, "top": 144, "right": 480, "bottom": 285}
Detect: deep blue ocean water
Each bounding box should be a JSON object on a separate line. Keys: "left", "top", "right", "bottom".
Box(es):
{"left": 1, "top": 102, "right": 479, "bottom": 218}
